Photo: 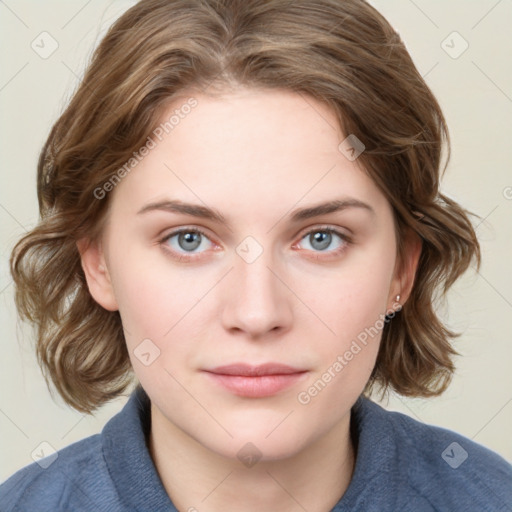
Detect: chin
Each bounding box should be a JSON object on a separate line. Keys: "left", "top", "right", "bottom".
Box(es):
{"left": 204, "top": 434, "right": 308, "bottom": 465}
{"left": 198, "top": 416, "right": 312, "bottom": 463}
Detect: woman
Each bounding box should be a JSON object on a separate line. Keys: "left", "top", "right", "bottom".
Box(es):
{"left": 1, "top": 0, "right": 511, "bottom": 510}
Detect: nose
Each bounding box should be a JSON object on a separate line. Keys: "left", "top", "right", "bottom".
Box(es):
{"left": 220, "top": 246, "right": 293, "bottom": 340}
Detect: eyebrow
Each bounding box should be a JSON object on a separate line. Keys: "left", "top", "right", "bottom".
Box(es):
{"left": 136, "top": 197, "right": 375, "bottom": 226}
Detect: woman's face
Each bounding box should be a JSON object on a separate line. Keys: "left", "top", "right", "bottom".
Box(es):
{"left": 85, "top": 87, "right": 406, "bottom": 461}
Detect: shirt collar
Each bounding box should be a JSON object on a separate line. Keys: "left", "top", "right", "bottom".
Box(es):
{"left": 102, "top": 384, "right": 176, "bottom": 510}
{"left": 102, "top": 385, "right": 399, "bottom": 511}
{"left": 333, "top": 395, "right": 400, "bottom": 510}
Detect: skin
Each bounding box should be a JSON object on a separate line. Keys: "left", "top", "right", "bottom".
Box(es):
{"left": 78, "top": 87, "right": 421, "bottom": 512}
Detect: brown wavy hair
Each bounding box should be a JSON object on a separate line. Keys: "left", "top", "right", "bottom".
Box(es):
{"left": 10, "top": 0, "right": 481, "bottom": 413}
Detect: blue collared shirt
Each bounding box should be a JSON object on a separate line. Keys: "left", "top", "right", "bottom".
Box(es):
{"left": 1, "top": 385, "right": 511, "bottom": 511}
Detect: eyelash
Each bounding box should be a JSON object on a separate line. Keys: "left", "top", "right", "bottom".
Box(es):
{"left": 158, "top": 225, "right": 352, "bottom": 262}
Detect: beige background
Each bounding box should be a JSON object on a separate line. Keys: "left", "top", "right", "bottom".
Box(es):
{"left": 1, "top": 0, "right": 511, "bottom": 482}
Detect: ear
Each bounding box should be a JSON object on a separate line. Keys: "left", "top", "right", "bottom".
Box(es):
{"left": 76, "top": 238, "right": 119, "bottom": 311}
{"left": 389, "top": 229, "right": 422, "bottom": 308}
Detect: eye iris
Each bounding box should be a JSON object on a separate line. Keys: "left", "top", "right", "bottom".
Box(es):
{"left": 311, "top": 231, "right": 331, "bottom": 251}
{"left": 179, "top": 232, "right": 201, "bottom": 251}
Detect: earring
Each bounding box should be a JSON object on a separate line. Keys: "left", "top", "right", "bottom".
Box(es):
{"left": 395, "top": 294, "right": 401, "bottom": 303}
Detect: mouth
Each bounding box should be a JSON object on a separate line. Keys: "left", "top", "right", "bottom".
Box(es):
{"left": 202, "top": 363, "right": 309, "bottom": 398}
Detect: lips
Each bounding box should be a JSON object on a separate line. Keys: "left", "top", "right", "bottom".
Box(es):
{"left": 203, "top": 363, "right": 308, "bottom": 397}
{"left": 206, "top": 363, "right": 306, "bottom": 377}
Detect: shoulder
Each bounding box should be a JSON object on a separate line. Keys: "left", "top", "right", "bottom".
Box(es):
{"left": 0, "top": 434, "right": 119, "bottom": 512}
{"left": 362, "top": 398, "right": 512, "bottom": 511}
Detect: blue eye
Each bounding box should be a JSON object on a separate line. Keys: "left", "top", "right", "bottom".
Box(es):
{"left": 297, "top": 227, "right": 350, "bottom": 255}
{"left": 159, "top": 226, "right": 351, "bottom": 262}
{"left": 160, "top": 228, "right": 214, "bottom": 259}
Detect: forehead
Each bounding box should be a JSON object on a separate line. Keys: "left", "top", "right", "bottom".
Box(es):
{"left": 155, "top": 87, "right": 344, "bottom": 166}
{"left": 107, "top": 87, "right": 391, "bottom": 223}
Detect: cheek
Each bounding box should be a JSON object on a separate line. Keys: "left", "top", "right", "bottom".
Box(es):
{"left": 304, "top": 246, "right": 395, "bottom": 342}
{"left": 296, "top": 243, "right": 395, "bottom": 395}
{"left": 106, "top": 244, "right": 195, "bottom": 343}
{"left": 107, "top": 246, "right": 222, "bottom": 381}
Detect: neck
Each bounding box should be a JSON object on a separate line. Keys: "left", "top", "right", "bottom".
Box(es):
{"left": 149, "top": 404, "right": 356, "bottom": 512}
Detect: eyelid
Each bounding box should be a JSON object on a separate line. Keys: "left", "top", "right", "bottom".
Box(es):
{"left": 292, "top": 225, "right": 352, "bottom": 255}
{"left": 159, "top": 226, "right": 217, "bottom": 247}
{"left": 296, "top": 224, "right": 351, "bottom": 241}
